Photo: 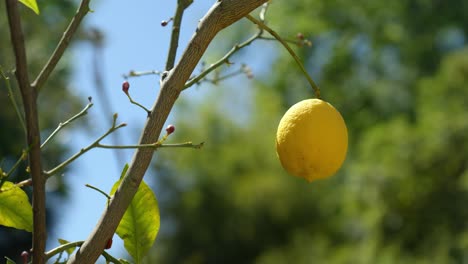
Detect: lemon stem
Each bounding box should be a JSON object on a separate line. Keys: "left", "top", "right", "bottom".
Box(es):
{"left": 246, "top": 14, "right": 321, "bottom": 99}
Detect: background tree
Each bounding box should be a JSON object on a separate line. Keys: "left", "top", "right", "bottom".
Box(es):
{"left": 0, "top": 0, "right": 82, "bottom": 262}
{"left": 150, "top": 0, "right": 468, "bottom": 263}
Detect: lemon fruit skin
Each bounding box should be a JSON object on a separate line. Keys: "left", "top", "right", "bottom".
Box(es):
{"left": 276, "top": 99, "right": 348, "bottom": 182}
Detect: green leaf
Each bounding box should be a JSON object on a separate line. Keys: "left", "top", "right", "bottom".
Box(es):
{"left": 5, "top": 256, "right": 16, "bottom": 264}
{"left": 120, "top": 163, "right": 129, "bottom": 180}
{"left": 110, "top": 179, "right": 159, "bottom": 263}
{"left": 0, "top": 181, "right": 33, "bottom": 232}
{"left": 58, "top": 238, "right": 76, "bottom": 255}
{"left": 18, "top": 0, "right": 40, "bottom": 14}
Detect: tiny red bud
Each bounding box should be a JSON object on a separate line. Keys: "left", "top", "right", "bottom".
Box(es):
{"left": 161, "top": 17, "right": 173, "bottom": 27}
{"left": 166, "top": 124, "right": 175, "bottom": 135}
{"left": 21, "top": 251, "right": 29, "bottom": 264}
{"left": 296, "top": 32, "right": 305, "bottom": 40}
{"left": 122, "top": 81, "right": 130, "bottom": 94}
{"left": 105, "top": 238, "right": 113, "bottom": 249}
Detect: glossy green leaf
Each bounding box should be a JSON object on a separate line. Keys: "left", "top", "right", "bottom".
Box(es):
{"left": 19, "top": 0, "right": 40, "bottom": 14}
{"left": 0, "top": 181, "right": 33, "bottom": 232}
{"left": 110, "top": 178, "right": 159, "bottom": 263}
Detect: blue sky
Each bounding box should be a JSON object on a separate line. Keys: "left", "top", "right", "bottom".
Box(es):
{"left": 50, "top": 0, "right": 277, "bottom": 261}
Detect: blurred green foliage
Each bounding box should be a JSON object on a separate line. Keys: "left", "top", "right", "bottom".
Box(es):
{"left": 0, "top": 0, "right": 82, "bottom": 261}
{"left": 149, "top": 0, "right": 468, "bottom": 263}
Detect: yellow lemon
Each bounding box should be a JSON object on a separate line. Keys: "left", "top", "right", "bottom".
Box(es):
{"left": 276, "top": 99, "right": 348, "bottom": 182}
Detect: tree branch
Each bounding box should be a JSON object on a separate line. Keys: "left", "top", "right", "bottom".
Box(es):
{"left": 246, "top": 14, "right": 321, "bottom": 98}
{"left": 67, "top": 0, "right": 267, "bottom": 263}
{"left": 165, "top": 0, "right": 193, "bottom": 70}
{"left": 184, "top": 31, "right": 261, "bottom": 89}
{"left": 41, "top": 100, "right": 93, "bottom": 149}
{"left": 31, "top": 0, "right": 91, "bottom": 91}
{"left": 6, "top": 0, "right": 46, "bottom": 262}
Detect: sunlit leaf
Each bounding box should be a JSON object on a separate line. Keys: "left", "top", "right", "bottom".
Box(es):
{"left": 18, "top": 0, "right": 40, "bottom": 14}
{"left": 58, "top": 238, "right": 76, "bottom": 255}
{"left": 110, "top": 177, "right": 159, "bottom": 263}
{"left": 0, "top": 181, "right": 33, "bottom": 232}
{"left": 120, "top": 163, "right": 129, "bottom": 180}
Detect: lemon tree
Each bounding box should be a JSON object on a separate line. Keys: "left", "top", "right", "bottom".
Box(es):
{"left": 276, "top": 98, "right": 348, "bottom": 182}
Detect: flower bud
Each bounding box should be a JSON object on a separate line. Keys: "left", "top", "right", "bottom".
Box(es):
{"left": 21, "top": 251, "right": 29, "bottom": 264}
{"left": 122, "top": 81, "right": 130, "bottom": 94}
{"left": 105, "top": 238, "right": 113, "bottom": 249}
{"left": 166, "top": 124, "right": 175, "bottom": 135}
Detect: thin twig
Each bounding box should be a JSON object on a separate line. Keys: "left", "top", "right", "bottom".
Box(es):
{"left": 203, "top": 69, "right": 244, "bottom": 84}
{"left": 44, "top": 116, "right": 127, "bottom": 177}
{"left": 246, "top": 14, "right": 321, "bottom": 98}
{"left": 6, "top": 0, "right": 47, "bottom": 261}
{"left": 258, "top": 36, "right": 310, "bottom": 46}
{"left": 46, "top": 241, "right": 84, "bottom": 260}
{"left": 101, "top": 250, "right": 123, "bottom": 264}
{"left": 96, "top": 141, "right": 204, "bottom": 149}
{"left": 31, "top": 0, "right": 91, "bottom": 91}
{"left": 41, "top": 101, "right": 94, "bottom": 148}
{"left": 0, "top": 149, "right": 28, "bottom": 189}
{"left": 0, "top": 67, "right": 26, "bottom": 134}
{"left": 123, "top": 70, "right": 162, "bottom": 79}
{"left": 184, "top": 32, "right": 261, "bottom": 89}
{"left": 45, "top": 240, "right": 122, "bottom": 263}
{"left": 165, "top": 0, "right": 193, "bottom": 70}
{"left": 85, "top": 184, "right": 111, "bottom": 200}
{"left": 125, "top": 93, "right": 151, "bottom": 115}
{"left": 158, "top": 142, "right": 204, "bottom": 149}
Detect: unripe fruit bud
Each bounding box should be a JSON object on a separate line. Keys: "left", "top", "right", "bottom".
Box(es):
{"left": 166, "top": 124, "right": 175, "bottom": 135}
{"left": 122, "top": 81, "right": 130, "bottom": 94}
{"left": 105, "top": 238, "right": 113, "bottom": 249}
{"left": 296, "top": 32, "right": 304, "bottom": 40}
